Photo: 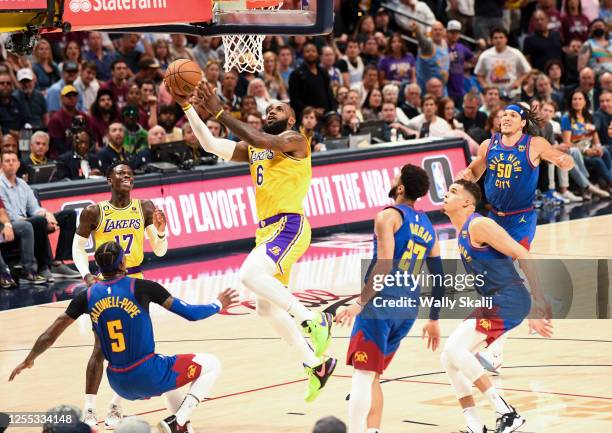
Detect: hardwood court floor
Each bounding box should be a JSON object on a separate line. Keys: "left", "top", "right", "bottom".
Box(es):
{"left": 1, "top": 215, "right": 611, "bottom": 433}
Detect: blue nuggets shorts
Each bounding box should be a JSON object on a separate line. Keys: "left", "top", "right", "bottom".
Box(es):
{"left": 107, "top": 353, "right": 202, "bottom": 400}
{"left": 468, "top": 284, "right": 532, "bottom": 346}
{"left": 488, "top": 209, "right": 537, "bottom": 250}
{"left": 347, "top": 313, "right": 415, "bottom": 374}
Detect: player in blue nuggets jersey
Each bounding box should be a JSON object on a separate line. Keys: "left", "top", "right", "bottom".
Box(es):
{"left": 457, "top": 103, "right": 573, "bottom": 373}
{"left": 442, "top": 180, "right": 552, "bottom": 433}
{"left": 9, "top": 241, "right": 238, "bottom": 433}
{"left": 335, "top": 164, "right": 445, "bottom": 433}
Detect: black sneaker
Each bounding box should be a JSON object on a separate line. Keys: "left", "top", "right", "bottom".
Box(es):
{"left": 304, "top": 356, "right": 337, "bottom": 402}
{"left": 0, "top": 272, "right": 17, "bottom": 289}
{"left": 495, "top": 407, "right": 525, "bottom": 433}
{"left": 157, "top": 415, "right": 188, "bottom": 433}
{"left": 19, "top": 271, "right": 47, "bottom": 285}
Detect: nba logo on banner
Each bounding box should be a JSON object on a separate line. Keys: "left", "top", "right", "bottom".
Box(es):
{"left": 422, "top": 156, "right": 453, "bottom": 204}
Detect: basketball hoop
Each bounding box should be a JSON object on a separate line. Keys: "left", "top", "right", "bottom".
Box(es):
{"left": 214, "top": 0, "right": 283, "bottom": 73}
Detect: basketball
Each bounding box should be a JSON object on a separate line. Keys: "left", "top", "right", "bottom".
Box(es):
{"left": 164, "top": 59, "right": 202, "bottom": 97}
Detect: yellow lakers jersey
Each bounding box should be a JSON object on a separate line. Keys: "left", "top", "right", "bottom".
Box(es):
{"left": 248, "top": 140, "right": 311, "bottom": 221}
{"left": 93, "top": 199, "right": 145, "bottom": 270}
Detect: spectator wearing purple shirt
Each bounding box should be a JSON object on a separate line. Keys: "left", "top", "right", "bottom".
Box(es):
{"left": 377, "top": 33, "right": 416, "bottom": 87}
{"left": 446, "top": 20, "right": 474, "bottom": 109}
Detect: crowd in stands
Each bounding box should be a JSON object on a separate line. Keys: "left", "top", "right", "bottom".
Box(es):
{"left": 1, "top": 0, "right": 612, "bottom": 287}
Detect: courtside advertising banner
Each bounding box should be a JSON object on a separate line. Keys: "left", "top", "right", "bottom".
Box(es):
{"left": 41, "top": 146, "right": 467, "bottom": 253}
{"left": 64, "top": 0, "right": 212, "bottom": 29}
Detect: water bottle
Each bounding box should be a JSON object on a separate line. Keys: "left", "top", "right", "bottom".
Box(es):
{"left": 390, "top": 128, "right": 397, "bottom": 143}
{"left": 19, "top": 123, "right": 32, "bottom": 152}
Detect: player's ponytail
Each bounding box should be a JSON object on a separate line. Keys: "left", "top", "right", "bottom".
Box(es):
{"left": 522, "top": 105, "right": 542, "bottom": 136}
{"left": 94, "top": 241, "right": 125, "bottom": 276}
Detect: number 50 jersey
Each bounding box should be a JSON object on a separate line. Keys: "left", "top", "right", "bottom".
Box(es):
{"left": 93, "top": 199, "right": 145, "bottom": 273}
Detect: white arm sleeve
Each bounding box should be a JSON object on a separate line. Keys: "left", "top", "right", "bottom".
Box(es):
{"left": 183, "top": 106, "right": 237, "bottom": 161}
{"left": 72, "top": 234, "right": 91, "bottom": 278}
{"left": 145, "top": 224, "right": 168, "bottom": 257}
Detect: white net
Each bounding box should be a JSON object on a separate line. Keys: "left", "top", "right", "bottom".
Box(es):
{"left": 216, "top": 0, "right": 283, "bottom": 73}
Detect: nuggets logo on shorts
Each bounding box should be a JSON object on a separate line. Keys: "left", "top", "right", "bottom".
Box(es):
{"left": 270, "top": 246, "right": 281, "bottom": 256}
{"left": 187, "top": 364, "right": 197, "bottom": 379}
{"left": 354, "top": 351, "right": 368, "bottom": 363}
{"left": 479, "top": 319, "right": 492, "bottom": 331}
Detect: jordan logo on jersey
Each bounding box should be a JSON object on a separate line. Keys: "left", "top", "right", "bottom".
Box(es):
{"left": 103, "top": 219, "right": 142, "bottom": 232}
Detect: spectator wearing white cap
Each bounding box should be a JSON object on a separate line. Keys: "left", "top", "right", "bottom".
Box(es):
{"left": 13, "top": 68, "right": 48, "bottom": 130}
{"left": 446, "top": 20, "right": 475, "bottom": 109}
{"left": 446, "top": 0, "right": 474, "bottom": 36}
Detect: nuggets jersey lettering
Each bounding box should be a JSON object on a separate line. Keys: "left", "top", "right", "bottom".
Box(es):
{"left": 94, "top": 199, "right": 145, "bottom": 269}
{"left": 248, "top": 138, "right": 311, "bottom": 221}
{"left": 458, "top": 214, "right": 523, "bottom": 295}
{"left": 485, "top": 133, "right": 539, "bottom": 211}
{"left": 87, "top": 277, "right": 154, "bottom": 366}
{"left": 367, "top": 204, "right": 436, "bottom": 297}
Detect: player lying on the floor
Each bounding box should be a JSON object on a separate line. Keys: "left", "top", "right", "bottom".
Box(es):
{"left": 442, "top": 180, "right": 553, "bottom": 433}
{"left": 9, "top": 241, "right": 238, "bottom": 433}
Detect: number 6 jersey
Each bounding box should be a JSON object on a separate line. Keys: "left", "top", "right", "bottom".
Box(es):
{"left": 93, "top": 199, "right": 145, "bottom": 275}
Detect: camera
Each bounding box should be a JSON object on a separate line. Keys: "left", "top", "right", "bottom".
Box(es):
{"left": 71, "top": 116, "right": 87, "bottom": 132}
{"left": 5, "top": 28, "right": 39, "bottom": 56}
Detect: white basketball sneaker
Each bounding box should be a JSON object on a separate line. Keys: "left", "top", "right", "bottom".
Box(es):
{"left": 82, "top": 408, "right": 98, "bottom": 431}
{"left": 104, "top": 403, "right": 123, "bottom": 429}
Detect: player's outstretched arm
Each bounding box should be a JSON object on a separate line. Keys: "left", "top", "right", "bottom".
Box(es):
{"left": 196, "top": 81, "right": 307, "bottom": 155}
{"left": 166, "top": 83, "right": 249, "bottom": 163}
{"left": 469, "top": 217, "right": 553, "bottom": 336}
{"left": 422, "top": 239, "right": 444, "bottom": 351}
{"left": 142, "top": 200, "right": 168, "bottom": 257}
{"left": 456, "top": 139, "right": 489, "bottom": 181}
{"left": 532, "top": 136, "right": 574, "bottom": 170}
{"left": 162, "top": 288, "right": 239, "bottom": 321}
{"left": 72, "top": 204, "right": 100, "bottom": 287}
{"left": 9, "top": 314, "right": 75, "bottom": 381}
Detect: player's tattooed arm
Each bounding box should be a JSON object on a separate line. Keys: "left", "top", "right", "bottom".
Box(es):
{"left": 532, "top": 136, "right": 574, "bottom": 170}
{"left": 456, "top": 139, "right": 489, "bottom": 181}
{"left": 9, "top": 314, "right": 75, "bottom": 381}
{"left": 336, "top": 208, "right": 401, "bottom": 327}
{"left": 195, "top": 81, "right": 307, "bottom": 157}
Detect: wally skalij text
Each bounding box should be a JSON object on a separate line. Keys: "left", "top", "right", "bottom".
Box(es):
{"left": 358, "top": 258, "right": 596, "bottom": 320}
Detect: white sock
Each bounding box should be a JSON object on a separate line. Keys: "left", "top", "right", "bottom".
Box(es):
{"left": 462, "top": 406, "right": 483, "bottom": 432}
{"left": 164, "top": 389, "right": 184, "bottom": 413}
{"left": 484, "top": 387, "right": 511, "bottom": 415}
{"left": 175, "top": 354, "right": 221, "bottom": 426}
{"left": 348, "top": 369, "right": 375, "bottom": 433}
{"left": 238, "top": 246, "right": 314, "bottom": 324}
{"left": 109, "top": 394, "right": 121, "bottom": 407}
{"left": 84, "top": 394, "right": 96, "bottom": 411}
{"left": 258, "top": 299, "right": 319, "bottom": 367}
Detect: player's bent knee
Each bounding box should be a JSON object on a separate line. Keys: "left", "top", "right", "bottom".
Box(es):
{"left": 193, "top": 353, "right": 221, "bottom": 377}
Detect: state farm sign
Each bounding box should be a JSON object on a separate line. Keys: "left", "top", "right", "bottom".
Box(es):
{"left": 64, "top": 0, "right": 212, "bottom": 30}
